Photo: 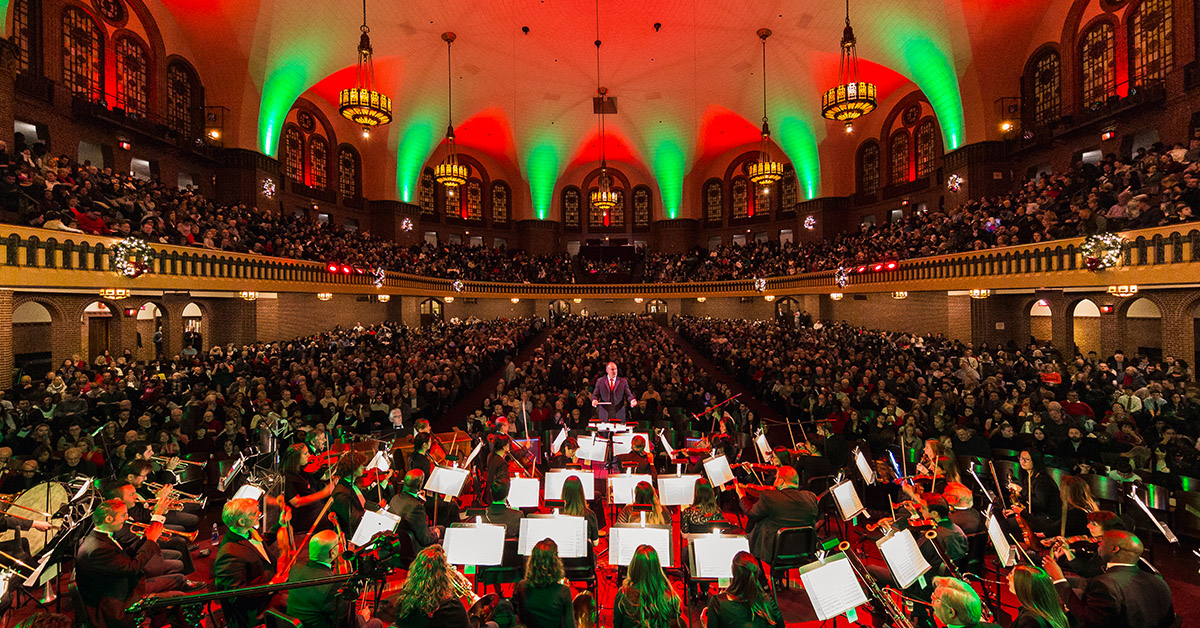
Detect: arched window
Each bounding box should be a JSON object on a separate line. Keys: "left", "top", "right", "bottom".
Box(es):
{"left": 704, "top": 179, "right": 723, "bottom": 224}
{"left": 491, "top": 181, "right": 510, "bottom": 224}
{"left": 915, "top": 120, "right": 936, "bottom": 179}
{"left": 444, "top": 183, "right": 461, "bottom": 220}
{"left": 858, "top": 141, "right": 879, "bottom": 195}
{"left": 13, "top": 0, "right": 39, "bottom": 73}
{"left": 465, "top": 179, "right": 483, "bottom": 221}
{"left": 780, "top": 166, "right": 797, "bottom": 213}
{"left": 114, "top": 37, "right": 149, "bottom": 117}
{"left": 307, "top": 135, "right": 328, "bottom": 190}
{"left": 420, "top": 169, "right": 436, "bottom": 218}
{"left": 889, "top": 130, "right": 910, "bottom": 185}
{"left": 731, "top": 176, "right": 749, "bottom": 219}
{"left": 633, "top": 185, "right": 651, "bottom": 227}
{"left": 1030, "top": 50, "right": 1061, "bottom": 126}
{"left": 1129, "top": 0, "right": 1173, "bottom": 86}
{"left": 562, "top": 187, "right": 581, "bottom": 228}
{"left": 283, "top": 126, "right": 303, "bottom": 182}
{"left": 1080, "top": 22, "right": 1116, "bottom": 108}
{"left": 166, "top": 62, "right": 199, "bottom": 138}
{"left": 62, "top": 7, "right": 103, "bottom": 101}
{"left": 338, "top": 146, "right": 360, "bottom": 199}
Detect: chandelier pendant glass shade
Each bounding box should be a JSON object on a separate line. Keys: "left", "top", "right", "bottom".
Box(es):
{"left": 749, "top": 28, "right": 784, "bottom": 186}
{"left": 338, "top": 0, "right": 392, "bottom": 131}
{"left": 821, "top": 0, "right": 877, "bottom": 128}
{"left": 435, "top": 32, "right": 468, "bottom": 188}
{"left": 590, "top": 164, "right": 618, "bottom": 211}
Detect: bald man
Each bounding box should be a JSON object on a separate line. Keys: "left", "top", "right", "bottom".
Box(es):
{"left": 1044, "top": 530, "right": 1174, "bottom": 628}
{"left": 286, "top": 530, "right": 382, "bottom": 628}
{"left": 591, "top": 362, "right": 637, "bottom": 422}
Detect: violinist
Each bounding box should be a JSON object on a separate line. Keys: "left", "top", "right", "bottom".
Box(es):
{"left": 330, "top": 452, "right": 384, "bottom": 534}
{"left": 481, "top": 478, "right": 524, "bottom": 538}
{"left": 409, "top": 433, "right": 434, "bottom": 480}
{"left": 943, "top": 482, "right": 985, "bottom": 535}
{"left": 615, "top": 481, "right": 670, "bottom": 525}
{"left": 214, "top": 497, "right": 292, "bottom": 628}
{"left": 865, "top": 496, "right": 966, "bottom": 597}
{"left": 1043, "top": 510, "right": 1127, "bottom": 579}
{"left": 486, "top": 434, "right": 513, "bottom": 504}
{"left": 1006, "top": 450, "right": 1061, "bottom": 537}
{"left": 287, "top": 530, "right": 384, "bottom": 628}
{"left": 283, "top": 444, "right": 335, "bottom": 536}
{"left": 735, "top": 466, "right": 818, "bottom": 565}
{"left": 549, "top": 437, "right": 578, "bottom": 469}
{"left": 614, "top": 435, "right": 654, "bottom": 475}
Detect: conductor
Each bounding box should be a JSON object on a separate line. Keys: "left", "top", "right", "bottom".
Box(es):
{"left": 591, "top": 362, "right": 637, "bottom": 422}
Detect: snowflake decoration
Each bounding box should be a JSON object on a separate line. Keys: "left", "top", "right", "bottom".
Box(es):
{"left": 834, "top": 266, "right": 849, "bottom": 289}
{"left": 753, "top": 277, "right": 767, "bottom": 292}
{"left": 401, "top": 217, "right": 414, "bottom": 232}
{"left": 947, "top": 174, "right": 964, "bottom": 193}
{"left": 452, "top": 279, "right": 464, "bottom": 293}
{"left": 112, "top": 237, "right": 155, "bottom": 278}
{"left": 371, "top": 267, "right": 386, "bottom": 288}
{"left": 262, "top": 178, "right": 276, "bottom": 198}
{"left": 803, "top": 215, "right": 816, "bottom": 231}
{"left": 1080, "top": 233, "right": 1125, "bottom": 272}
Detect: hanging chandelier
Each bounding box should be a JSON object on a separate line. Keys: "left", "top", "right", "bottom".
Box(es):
{"left": 590, "top": 2, "right": 618, "bottom": 212}
{"left": 821, "top": 0, "right": 877, "bottom": 132}
{"left": 434, "top": 32, "right": 469, "bottom": 189}
{"left": 338, "top": 0, "right": 392, "bottom": 135}
{"left": 747, "top": 28, "right": 784, "bottom": 186}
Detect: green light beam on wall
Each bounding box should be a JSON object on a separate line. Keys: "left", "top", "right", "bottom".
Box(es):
{"left": 257, "top": 62, "right": 313, "bottom": 157}
{"left": 651, "top": 141, "right": 686, "bottom": 219}
{"left": 777, "top": 116, "right": 821, "bottom": 200}
{"left": 525, "top": 145, "right": 560, "bottom": 220}
{"left": 395, "top": 120, "right": 435, "bottom": 203}
{"left": 899, "top": 36, "right": 964, "bottom": 151}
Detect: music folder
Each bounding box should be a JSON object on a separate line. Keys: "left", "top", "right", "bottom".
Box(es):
{"left": 518, "top": 515, "right": 588, "bottom": 558}
{"left": 507, "top": 476, "right": 541, "bottom": 509}
{"left": 831, "top": 479, "right": 866, "bottom": 521}
{"left": 444, "top": 522, "right": 506, "bottom": 566}
{"left": 702, "top": 454, "right": 735, "bottom": 489}
{"left": 987, "top": 513, "right": 1015, "bottom": 568}
{"left": 575, "top": 434, "right": 609, "bottom": 462}
{"left": 544, "top": 469, "right": 595, "bottom": 500}
{"left": 424, "top": 465, "right": 470, "bottom": 497}
{"left": 609, "top": 523, "right": 673, "bottom": 567}
{"left": 609, "top": 473, "right": 654, "bottom": 505}
{"left": 754, "top": 433, "right": 771, "bottom": 460}
{"left": 797, "top": 553, "right": 869, "bottom": 620}
{"left": 349, "top": 508, "right": 401, "bottom": 547}
{"left": 877, "top": 528, "right": 932, "bottom": 589}
{"left": 657, "top": 474, "right": 701, "bottom": 506}
{"left": 687, "top": 533, "right": 751, "bottom": 579}
{"left": 231, "top": 484, "right": 265, "bottom": 501}
{"left": 854, "top": 448, "right": 876, "bottom": 485}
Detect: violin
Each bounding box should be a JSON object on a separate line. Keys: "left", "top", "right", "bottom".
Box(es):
{"left": 356, "top": 467, "right": 394, "bottom": 489}
{"left": 1041, "top": 534, "right": 1099, "bottom": 548}
{"left": 303, "top": 450, "right": 339, "bottom": 474}
{"left": 866, "top": 516, "right": 936, "bottom": 533}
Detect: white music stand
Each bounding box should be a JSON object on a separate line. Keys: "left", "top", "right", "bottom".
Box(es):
{"left": 686, "top": 533, "right": 750, "bottom": 579}
{"left": 609, "top": 472, "right": 654, "bottom": 505}
{"left": 831, "top": 479, "right": 866, "bottom": 521}
{"left": 609, "top": 523, "right": 673, "bottom": 567}
{"left": 877, "top": 528, "right": 932, "bottom": 589}
{"left": 507, "top": 476, "right": 541, "bottom": 509}
{"left": 797, "top": 553, "right": 869, "bottom": 621}
{"left": 444, "top": 522, "right": 506, "bottom": 566}
{"left": 544, "top": 469, "right": 595, "bottom": 500}
{"left": 517, "top": 515, "right": 588, "bottom": 558}
{"left": 657, "top": 474, "right": 702, "bottom": 507}
{"left": 702, "top": 455, "right": 735, "bottom": 489}
{"left": 424, "top": 466, "right": 470, "bottom": 498}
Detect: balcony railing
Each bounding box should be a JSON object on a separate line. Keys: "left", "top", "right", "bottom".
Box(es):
{"left": 2, "top": 224, "right": 1199, "bottom": 298}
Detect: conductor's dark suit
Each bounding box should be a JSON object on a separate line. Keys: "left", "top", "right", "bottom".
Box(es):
{"left": 593, "top": 375, "right": 636, "bottom": 422}
{"left": 1055, "top": 564, "right": 1174, "bottom": 628}
{"left": 740, "top": 487, "right": 819, "bottom": 560}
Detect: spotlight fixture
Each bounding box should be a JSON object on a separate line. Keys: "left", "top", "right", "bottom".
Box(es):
{"left": 239, "top": 291, "right": 259, "bottom": 301}
{"left": 747, "top": 28, "right": 784, "bottom": 187}
{"left": 968, "top": 289, "right": 991, "bottom": 299}
{"left": 338, "top": 0, "right": 392, "bottom": 133}
{"left": 434, "top": 32, "right": 468, "bottom": 189}
{"left": 891, "top": 291, "right": 908, "bottom": 300}
{"left": 830, "top": 293, "right": 844, "bottom": 300}
{"left": 99, "top": 288, "right": 132, "bottom": 300}
{"left": 317, "top": 293, "right": 333, "bottom": 301}
{"left": 821, "top": 0, "right": 877, "bottom": 130}
{"left": 1106, "top": 285, "right": 1138, "bottom": 297}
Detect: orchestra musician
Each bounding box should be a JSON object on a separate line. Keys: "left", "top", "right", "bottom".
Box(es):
{"left": 1006, "top": 450, "right": 1061, "bottom": 536}
{"left": 331, "top": 452, "right": 385, "bottom": 534}
{"left": 616, "top": 481, "right": 670, "bottom": 525}
{"left": 1044, "top": 510, "right": 1128, "bottom": 579}
{"left": 486, "top": 434, "right": 513, "bottom": 504}
{"left": 74, "top": 497, "right": 185, "bottom": 628}
{"left": 930, "top": 577, "right": 1002, "bottom": 628}
{"left": 549, "top": 437, "right": 579, "bottom": 469}
{"left": 214, "top": 497, "right": 292, "bottom": 628}
{"left": 734, "top": 466, "right": 818, "bottom": 565}
{"left": 286, "top": 530, "right": 383, "bottom": 628}
{"left": 513, "top": 539, "right": 574, "bottom": 628}
{"left": 389, "top": 469, "right": 441, "bottom": 548}
{"left": 120, "top": 461, "right": 200, "bottom": 533}
{"left": 704, "top": 551, "right": 784, "bottom": 628}
{"left": 282, "top": 444, "right": 335, "bottom": 536}
{"left": 392, "top": 545, "right": 471, "bottom": 628}
{"left": 943, "top": 482, "right": 986, "bottom": 535}
{"left": 1043, "top": 530, "right": 1175, "bottom": 628}
{"left": 591, "top": 362, "right": 637, "bottom": 422}
{"left": 614, "top": 435, "right": 654, "bottom": 475}
{"left": 409, "top": 432, "right": 434, "bottom": 480}
{"left": 481, "top": 478, "right": 524, "bottom": 538}
{"left": 98, "top": 478, "right": 201, "bottom": 587}
{"left": 1006, "top": 565, "right": 1071, "bottom": 628}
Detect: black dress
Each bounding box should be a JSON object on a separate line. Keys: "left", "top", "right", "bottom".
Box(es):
{"left": 705, "top": 593, "right": 784, "bottom": 628}
{"left": 513, "top": 580, "right": 574, "bottom": 628}
{"left": 394, "top": 596, "right": 470, "bottom": 628}
{"left": 284, "top": 471, "right": 325, "bottom": 535}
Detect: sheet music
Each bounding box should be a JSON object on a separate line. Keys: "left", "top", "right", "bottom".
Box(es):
{"left": 608, "top": 473, "right": 654, "bottom": 504}
{"left": 831, "top": 480, "right": 865, "bottom": 521}
{"left": 576, "top": 435, "right": 609, "bottom": 462}
{"left": 658, "top": 432, "right": 675, "bottom": 458}
{"left": 755, "top": 434, "right": 771, "bottom": 460}
{"left": 544, "top": 469, "right": 595, "bottom": 500}
{"left": 22, "top": 552, "right": 54, "bottom": 587}
{"left": 987, "top": 514, "right": 1014, "bottom": 568}
{"left": 507, "top": 477, "right": 541, "bottom": 509}
{"left": 366, "top": 450, "right": 390, "bottom": 472}
{"left": 424, "top": 466, "right": 470, "bottom": 497}
{"left": 613, "top": 432, "right": 652, "bottom": 456}
{"left": 657, "top": 474, "right": 702, "bottom": 506}
{"left": 798, "top": 554, "right": 869, "bottom": 620}
{"left": 689, "top": 534, "right": 751, "bottom": 579}
{"left": 444, "top": 523, "right": 506, "bottom": 566}
{"left": 231, "top": 484, "right": 265, "bottom": 501}
{"left": 855, "top": 449, "right": 876, "bottom": 485}
{"left": 463, "top": 443, "right": 484, "bottom": 468}
{"left": 552, "top": 428, "right": 568, "bottom": 454}
{"left": 877, "top": 528, "right": 932, "bottom": 589}
{"left": 609, "top": 524, "right": 672, "bottom": 567}
{"left": 350, "top": 508, "right": 401, "bottom": 547}
{"left": 518, "top": 515, "right": 588, "bottom": 558}
{"left": 703, "top": 455, "right": 735, "bottom": 489}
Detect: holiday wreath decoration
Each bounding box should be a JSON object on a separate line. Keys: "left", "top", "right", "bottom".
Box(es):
{"left": 834, "top": 266, "right": 849, "bottom": 288}
{"left": 372, "top": 267, "right": 386, "bottom": 288}
{"left": 112, "top": 237, "right": 155, "bottom": 278}
{"left": 1079, "top": 233, "right": 1125, "bottom": 272}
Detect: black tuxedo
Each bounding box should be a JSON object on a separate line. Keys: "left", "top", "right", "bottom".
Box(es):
{"left": 409, "top": 451, "right": 433, "bottom": 480}
{"left": 482, "top": 502, "right": 524, "bottom": 538}
{"left": 74, "top": 529, "right": 161, "bottom": 628}
{"left": 740, "top": 487, "right": 819, "bottom": 560}
{"left": 1055, "top": 564, "right": 1174, "bottom": 628}
{"left": 593, "top": 375, "right": 636, "bottom": 421}
{"left": 214, "top": 530, "right": 279, "bottom": 628}
{"left": 950, "top": 507, "right": 986, "bottom": 536}
{"left": 332, "top": 478, "right": 378, "bottom": 535}
{"left": 285, "top": 559, "right": 354, "bottom": 628}
{"left": 389, "top": 491, "right": 437, "bottom": 548}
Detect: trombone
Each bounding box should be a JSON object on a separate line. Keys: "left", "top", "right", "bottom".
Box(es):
{"left": 126, "top": 521, "right": 198, "bottom": 542}
{"left": 150, "top": 456, "right": 206, "bottom": 468}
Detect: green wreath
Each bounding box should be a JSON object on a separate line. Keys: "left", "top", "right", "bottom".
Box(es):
{"left": 112, "top": 237, "right": 156, "bottom": 278}
{"left": 1079, "top": 233, "right": 1124, "bottom": 272}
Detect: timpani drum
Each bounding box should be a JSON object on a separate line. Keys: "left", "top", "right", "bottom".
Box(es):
{"left": 0, "top": 482, "right": 69, "bottom": 555}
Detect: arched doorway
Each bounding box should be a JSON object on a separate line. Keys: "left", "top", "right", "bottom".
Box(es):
{"left": 135, "top": 302, "right": 167, "bottom": 361}
{"left": 420, "top": 298, "right": 444, "bottom": 326}
{"left": 12, "top": 301, "right": 53, "bottom": 376}
{"left": 1071, "top": 299, "right": 1100, "bottom": 356}
{"left": 183, "top": 303, "right": 204, "bottom": 354}
{"left": 1029, "top": 300, "right": 1052, "bottom": 344}
{"left": 82, "top": 301, "right": 115, "bottom": 362}
{"left": 775, "top": 297, "right": 800, "bottom": 324}
{"left": 647, "top": 299, "right": 668, "bottom": 326}
{"left": 549, "top": 300, "right": 571, "bottom": 326}
{"left": 1125, "top": 298, "right": 1162, "bottom": 360}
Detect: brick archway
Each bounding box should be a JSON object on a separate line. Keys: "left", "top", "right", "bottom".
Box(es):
{"left": 12, "top": 295, "right": 77, "bottom": 369}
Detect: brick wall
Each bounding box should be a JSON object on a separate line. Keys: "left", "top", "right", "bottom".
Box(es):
{"left": 1073, "top": 316, "right": 1101, "bottom": 355}
{"left": 826, "top": 292, "right": 956, "bottom": 338}
{"left": 271, "top": 293, "right": 392, "bottom": 340}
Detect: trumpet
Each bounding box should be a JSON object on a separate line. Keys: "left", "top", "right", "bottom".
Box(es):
{"left": 150, "top": 456, "right": 206, "bottom": 468}
{"left": 450, "top": 563, "right": 480, "bottom": 606}
{"left": 145, "top": 483, "right": 204, "bottom": 501}
{"left": 127, "top": 521, "right": 199, "bottom": 542}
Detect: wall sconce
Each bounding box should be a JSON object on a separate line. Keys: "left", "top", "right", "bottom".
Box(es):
{"left": 99, "top": 288, "right": 132, "bottom": 300}
{"left": 891, "top": 292, "right": 908, "bottom": 300}
{"left": 511, "top": 298, "right": 520, "bottom": 304}
{"left": 376, "top": 294, "right": 390, "bottom": 303}
{"left": 968, "top": 289, "right": 991, "bottom": 299}
{"left": 830, "top": 293, "right": 843, "bottom": 301}
{"left": 239, "top": 291, "right": 259, "bottom": 301}
{"left": 1106, "top": 285, "right": 1138, "bottom": 297}
{"left": 444, "top": 296, "right": 454, "bottom": 303}
{"left": 696, "top": 297, "right": 707, "bottom": 303}
{"left": 634, "top": 298, "right": 644, "bottom": 304}
{"left": 764, "top": 295, "right": 776, "bottom": 302}
{"left": 316, "top": 293, "right": 333, "bottom": 301}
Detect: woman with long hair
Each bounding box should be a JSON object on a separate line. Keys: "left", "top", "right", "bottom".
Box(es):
{"left": 561, "top": 476, "right": 599, "bottom": 545}
{"left": 1058, "top": 475, "right": 1098, "bottom": 537}
{"left": 681, "top": 478, "right": 723, "bottom": 533}
{"left": 616, "top": 481, "right": 670, "bottom": 526}
{"left": 613, "top": 545, "right": 682, "bottom": 628}
{"left": 704, "top": 551, "right": 783, "bottom": 628}
{"left": 282, "top": 443, "right": 333, "bottom": 535}
{"left": 1007, "top": 565, "right": 1071, "bottom": 628}
{"left": 513, "top": 539, "right": 575, "bottom": 628}
{"left": 1007, "top": 449, "right": 1061, "bottom": 535}
{"left": 393, "top": 545, "right": 470, "bottom": 627}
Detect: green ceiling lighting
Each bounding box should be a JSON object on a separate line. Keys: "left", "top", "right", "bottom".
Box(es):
{"left": 821, "top": 0, "right": 877, "bottom": 133}
{"left": 900, "top": 35, "right": 964, "bottom": 150}
{"left": 395, "top": 118, "right": 434, "bottom": 203}
{"left": 747, "top": 28, "right": 784, "bottom": 187}
{"left": 433, "top": 32, "right": 468, "bottom": 190}
{"left": 337, "top": 0, "right": 392, "bottom": 136}
{"left": 526, "top": 144, "right": 559, "bottom": 220}
{"left": 258, "top": 62, "right": 310, "bottom": 156}
{"left": 778, "top": 116, "right": 820, "bottom": 200}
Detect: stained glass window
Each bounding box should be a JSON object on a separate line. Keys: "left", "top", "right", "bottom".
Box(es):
{"left": 1031, "top": 50, "right": 1061, "bottom": 126}
{"left": 283, "top": 126, "right": 303, "bottom": 182}
{"left": 916, "top": 120, "right": 936, "bottom": 179}
{"left": 705, "top": 180, "right": 723, "bottom": 224}
{"left": 731, "top": 176, "right": 749, "bottom": 219}
{"left": 859, "top": 142, "right": 879, "bottom": 195}
{"left": 633, "top": 186, "right": 650, "bottom": 227}
{"left": 492, "top": 182, "right": 509, "bottom": 224}
{"left": 420, "top": 171, "right": 436, "bottom": 218}
{"left": 308, "top": 135, "right": 328, "bottom": 190}
{"left": 465, "top": 179, "right": 483, "bottom": 221}
{"left": 62, "top": 7, "right": 103, "bottom": 101}
{"left": 1130, "top": 0, "right": 1173, "bottom": 86}
{"left": 781, "top": 169, "right": 797, "bottom": 214}
{"left": 444, "top": 184, "right": 461, "bottom": 219}
{"left": 563, "top": 188, "right": 581, "bottom": 228}
{"left": 609, "top": 191, "right": 625, "bottom": 227}
{"left": 338, "top": 147, "right": 359, "bottom": 199}
{"left": 1081, "top": 22, "right": 1116, "bottom": 108}
{"left": 114, "top": 37, "right": 149, "bottom": 116}
{"left": 13, "top": 0, "right": 35, "bottom": 73}
{"left": 890, "top": 130, "right": 910, "bottom": 185}
{"left": 166, "top": 62, "right": 196, "bottom": 138}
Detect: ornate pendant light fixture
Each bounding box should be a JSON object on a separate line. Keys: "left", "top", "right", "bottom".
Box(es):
{"left": 434, "top": 32, "right": 469, "bottom": 190}
{"left": 338, "top": 0, "right": 392, "bottom": 136}
{"left": 590, "top": 0, "right": 618, "bottom": 213}
{"left": 821, "top": 0, "right": 877, "bottom": 132}
{"left": 747, "top": 28, "right": 784, "bottom": 186}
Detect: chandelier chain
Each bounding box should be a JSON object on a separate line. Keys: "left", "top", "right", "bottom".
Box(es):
{"left": 595, "top": 0, "right": 606, "bottom": 166}
{"left": 446, "top": 37, "right": 453, "bottom": 126}
{"left": 761, "top": 36, "right": 768, "bottom": 123}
